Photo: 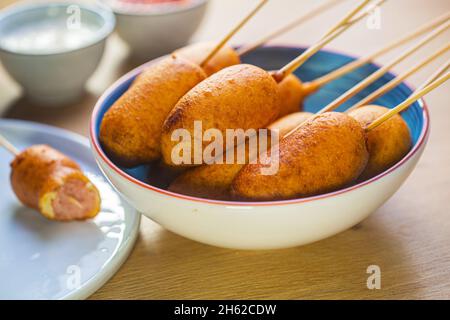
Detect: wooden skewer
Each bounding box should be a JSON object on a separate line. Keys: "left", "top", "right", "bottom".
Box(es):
{"left": 0, "top": 137, "right": 85, "bottom": 209}
{"left": 236, "top": 0, "right": 343, "bottom": 56}
{"left": 292, "top": 13, "right": 450, "bottom": 97}
{"left": 366, "top": 71, "right": 450, "bottom": 131}
{"left": 284, "top": 15, "right": 450, "bottom": 139}
{"left": 273, "top": 0, "right": 385, "bottom": 82}
{"left": 1, "top": 138, "right": 87, "bottom": 209}
{"left": 346, "top": 44, "right": 450, "bottom": 111}
{"left": 0, "top": 133, "right": 19, "bottom": 156}
{"left": 417, "top": 58, "right": 450, "bottom": 90}
{"left": 322, "top": 0, "right": 371, "bottom": 39}
{"left": 310, "top": 12, "right": 450, "bottom": 89}
{"left": 317, "top": 19, "right": 450, "bottom": 113}
{"left": 200, "top": 0, "right": 269, "bottom": 67}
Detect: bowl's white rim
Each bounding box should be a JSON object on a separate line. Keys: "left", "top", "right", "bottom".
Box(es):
{"left": 90, "top": 45, "right": 430, "bottom": 207}
{"left": 103, "top": 0, "right": 208, "bottom": 17}
{"left": 0, "top": 1, "right": 116, "bottom": 56}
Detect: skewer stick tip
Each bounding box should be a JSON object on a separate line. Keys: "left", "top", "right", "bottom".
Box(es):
{"left": 200, "top": 0, "right": 269, "bottom": 67}
{"left": 0, "top": 134, "right": 20, "bottom": 157}
{"left": 366, "top": 71, "right": 450, "bottom": 131}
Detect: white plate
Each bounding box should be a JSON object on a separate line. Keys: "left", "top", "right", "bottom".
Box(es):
{"left": 0, "top": 119, "right": 140, "bottom": 299}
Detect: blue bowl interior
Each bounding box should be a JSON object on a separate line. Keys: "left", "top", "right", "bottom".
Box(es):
{"left": 93, "top": 46, "right": 425, "bottom": 185}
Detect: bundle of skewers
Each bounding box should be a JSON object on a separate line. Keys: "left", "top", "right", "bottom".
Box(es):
{"left": 2, "top": 0, "right": 449, "bottom": 222}
{"left": 94, "top": 0, "right": 450, "bottom": 201}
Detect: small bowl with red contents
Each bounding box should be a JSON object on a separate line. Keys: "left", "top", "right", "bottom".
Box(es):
{"left": 103, "top": 0, "right": 209, "bottom": 61}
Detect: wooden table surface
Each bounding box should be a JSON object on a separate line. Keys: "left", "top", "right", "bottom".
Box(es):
{"left": 1, "top": 0, "right": 449, "bottom": 299}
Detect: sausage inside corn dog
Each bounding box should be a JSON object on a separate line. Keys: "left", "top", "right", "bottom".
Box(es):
{"left": 10, "top": 145, "right": 101, "bottom": 221}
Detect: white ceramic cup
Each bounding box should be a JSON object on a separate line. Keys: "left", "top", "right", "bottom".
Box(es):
{"left": 108, "top": 0, "right": 209, "bottom": 62}
{"left": 0, "top": 2, "right": 116, "bottom": 106}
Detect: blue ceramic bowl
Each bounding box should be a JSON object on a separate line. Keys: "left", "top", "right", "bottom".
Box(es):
{"left": 89, "top": 46, "right": 429, "bottom": 249}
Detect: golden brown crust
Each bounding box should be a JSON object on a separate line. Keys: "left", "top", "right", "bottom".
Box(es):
{"left": 169, "top": 164, "right": 239, "bottom": 200}
{"left": 277, "top": 74, "right": 306, "bottom": 116}
{"left": 161, "top": 64, "right": 281, "bottom": 167}
{"left": 268, "top": 112, "right": 313, "bottom": 137}
{"left": 10, "top": 145, "right": 101, "bottom": 220}
{"left": 232, "top": 112, "right": 369, "bottom": 201}
{"left": 10, "top": 145, "right": 80, "bottom": 209}
{"left": 99, "top": 56, "right": 207, "bottom": 167}
{"left": 349, "top": 105, "right": 412, "bottom": 180}
{"left": 173, "top": 42, "right": 241, "bottom": 76}
{"left": 167, "top": 112, "right": 313, "bottom": 200}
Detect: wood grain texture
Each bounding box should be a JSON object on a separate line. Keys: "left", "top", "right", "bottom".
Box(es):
{"left": 1, "top": 0, "right": 449, "bottom": 299}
